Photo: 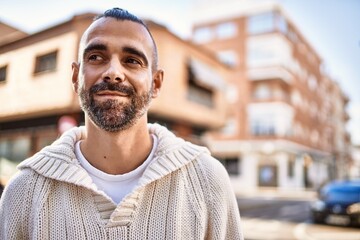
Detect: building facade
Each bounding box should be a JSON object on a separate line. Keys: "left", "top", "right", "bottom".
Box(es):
{"left": 192, "top": 0, "right": 351, "bottom": 192}
{"left": 0, "top": 2, "right": 352, "bottom": 193}
{"left": 350, "top": 145, "right": 360, "bottom": 178}
{"left": 0, "top": 14, "right": 230, "bottom": 185}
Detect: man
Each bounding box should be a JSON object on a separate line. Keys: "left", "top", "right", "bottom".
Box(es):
{"left": 0, "top": 8, "right": 243, "bottom": 239}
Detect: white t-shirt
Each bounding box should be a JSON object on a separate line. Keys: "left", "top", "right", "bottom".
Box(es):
{"left": 75, "top": 135, "right": 158, "bottom": 205}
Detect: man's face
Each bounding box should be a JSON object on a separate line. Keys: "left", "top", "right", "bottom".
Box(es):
{"left": 72, "top": 18, "right": 162, "bottom": 132}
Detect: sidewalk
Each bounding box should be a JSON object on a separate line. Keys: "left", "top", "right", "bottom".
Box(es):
{"left": 235, "top": 188, "right": 317, "bottom": 201}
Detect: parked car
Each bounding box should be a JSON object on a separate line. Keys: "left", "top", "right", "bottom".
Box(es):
{"left": 311, "top": 179, "right": 360, "bottom": 227}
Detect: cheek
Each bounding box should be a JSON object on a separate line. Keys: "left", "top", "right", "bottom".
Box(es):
{"left": 79, "top": 67, "right": 101, "bottom": 89}
{"left": 77, "top": 77, "right": 86, "bottom": 92}
{"left": 132, "top": 72, "right": 153, "bottom": 91}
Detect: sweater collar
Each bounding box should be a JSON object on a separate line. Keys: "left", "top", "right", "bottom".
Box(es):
{"left": 18, "top": 123, "right": 209, "bottom": 190}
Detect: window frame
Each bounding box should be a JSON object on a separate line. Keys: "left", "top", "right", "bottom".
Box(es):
{"left": 247, "top": 11, "right": 276, "bottom": 35}
{"left": 218, "top": 156, "right": 241, "bottom": 175}
{"left": 0, "top": 65, "right": 8, "bottom": 83}
{"left": 34, "top": 50, "right": 58, "bottom": 74}
{"left": 216, "top": 22, "right": 238, "bottom": 39}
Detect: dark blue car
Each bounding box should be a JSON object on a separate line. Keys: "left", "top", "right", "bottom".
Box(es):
{"left": 311, "top": 179, "right": 360, "bottom": 227}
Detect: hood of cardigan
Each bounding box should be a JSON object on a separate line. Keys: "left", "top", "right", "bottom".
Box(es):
{"left": 17, "top": 123, "right": 210, "bottom": 191}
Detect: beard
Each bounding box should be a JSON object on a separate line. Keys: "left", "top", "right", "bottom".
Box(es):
{"left": 79, "top": 81, "right": 152, "bottom": 132}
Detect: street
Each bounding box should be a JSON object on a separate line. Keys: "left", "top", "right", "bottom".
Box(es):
{"left": 238, "top": 197, "right": 360, "bottom": 240}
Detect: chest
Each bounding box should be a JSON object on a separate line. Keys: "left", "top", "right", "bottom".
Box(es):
{"left": 29, "top": 171, "right": 208, "bottom": 239}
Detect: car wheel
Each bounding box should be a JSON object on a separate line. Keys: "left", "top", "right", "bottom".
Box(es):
{"left": 312, "top": 214, "right": 325, "bottom": 224}
{"left": 349, "top": 217, "right": 360, "bottom": 228}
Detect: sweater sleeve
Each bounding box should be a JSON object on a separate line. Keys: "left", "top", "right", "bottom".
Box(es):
{"left": 199, "top": 154, "right": 244, "bottom": 240}
{"left": 0, "top": 169, "right": 33, "bottom": 240}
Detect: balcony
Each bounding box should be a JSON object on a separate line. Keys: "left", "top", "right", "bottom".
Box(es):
{"left": 248, "top": 66, "right": 293, "bottom": 84}
{"left": 248, "top": 102, "right": 295, "bottom": 139}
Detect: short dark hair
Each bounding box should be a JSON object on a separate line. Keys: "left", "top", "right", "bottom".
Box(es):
{"left": 94, "top": 8, "right": 158, "bottom": 71}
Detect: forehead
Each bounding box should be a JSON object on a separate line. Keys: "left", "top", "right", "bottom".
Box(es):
{"left": 80, "top": 18, "right": 154, "bottom": 56}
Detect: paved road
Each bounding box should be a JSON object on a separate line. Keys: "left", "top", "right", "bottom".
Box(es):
{"left": 237, "top": 197, "right": 360, "bottom": 240}
{"left": 238, "top": 197, "right": 310, "bottom": 223}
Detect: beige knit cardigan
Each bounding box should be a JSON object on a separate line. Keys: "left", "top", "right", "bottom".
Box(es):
{"left": 0, "top": 124, "right": 243, "bottom": 240}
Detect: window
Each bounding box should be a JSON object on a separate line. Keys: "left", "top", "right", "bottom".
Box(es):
{"left": 308, "top": 74, "right": 318, "bottom": 90}
{"left": 253, "top": 84, "right": 271, "bottom": 100}
{"left": 216, "top": 22, "right": 237, "bottom": 39}
{"left": 34, "top": 51, "right": 58, "bottom": 74}
{"left": 193, "top": 27, "right": 213, "bottom": 43}
{"left": 0, "top": 137, "right": 31, "bottom": 185}
{"left": 0, "top": 65, "right": 7, "bottom": 83}
{"left": 221, "top": 118, "right": 237, "bottom": 135}
{"left": 258, "top": 165, "right": 277, "bottom": 187}
{"left": 247, "top": 35, "right": 292, "bottom": 67}
{"left": 251, "top": 119, "right": 275, "bottom": 136}
{"left": 247, "top": 46, "right": 276, "bottom": 65}
{"left": 291, "top": 90, "right": 302, "bottom": 106}
{"left": 217, "top": 50, "right": 238, "bottom": 67}
{"left": 247, "top": 12, "right": 275, "bottom": 34}
{"left": 276, "top": 14, "right": 288, "bottom": 34}
{"left": 249, "top": 103, "right": 294, "bottom": 137}
{"left": 218, "top": 157, "right": 240, "bottom": 175}
{"left": 0, "top": 137, "right": 31, "bottom": 162}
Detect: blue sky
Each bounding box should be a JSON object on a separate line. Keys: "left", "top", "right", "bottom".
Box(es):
{"left": 0, "top": 0, "right": 359, "bottom": 144}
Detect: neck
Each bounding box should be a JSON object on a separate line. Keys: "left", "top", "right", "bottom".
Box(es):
{"left": 80, "top": 117, "right": 153, "bottom": 175}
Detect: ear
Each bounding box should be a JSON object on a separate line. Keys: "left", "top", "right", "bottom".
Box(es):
{"left": 151, "top": 69, "right": 164, "bottom": 98}
{"left": 71, "top": 62, "right": 80, "bottom": 93}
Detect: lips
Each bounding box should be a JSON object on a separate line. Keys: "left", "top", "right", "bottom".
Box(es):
{"left": 96, "top": 90, "right": 128, "bottom": 97}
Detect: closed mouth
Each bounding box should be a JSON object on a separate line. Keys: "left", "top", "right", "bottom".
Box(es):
{"left": 96, "top": 90, "right": 128, "bottom": 97}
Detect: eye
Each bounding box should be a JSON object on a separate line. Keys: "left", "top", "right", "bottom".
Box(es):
{"left": 125, "top": 57, "right": 141, "bottom": 65}
{"left": 88, "top": 54, "right": 104, "bottom": 62}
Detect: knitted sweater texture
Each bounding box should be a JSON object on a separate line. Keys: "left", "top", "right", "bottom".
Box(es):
{"left": 0, "top": 124, "right": 243, "bottom": 240}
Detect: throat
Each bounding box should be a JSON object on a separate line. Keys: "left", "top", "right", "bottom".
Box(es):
{"left": 79, "top": 129, "right": 155, "bottom": 175}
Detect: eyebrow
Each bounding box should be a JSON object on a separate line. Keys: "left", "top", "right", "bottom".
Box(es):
{"left": 83, "top": 43, "right": 108, "bottom": 58}
{"left": 82, "top": 43, "right": 149, "bottom": 66}
{"left": 123, "top": 46, "right": 149, "bottom": 66}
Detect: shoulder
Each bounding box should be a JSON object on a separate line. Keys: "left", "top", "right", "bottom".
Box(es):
{"left": 191, "top": 152, "right": 237, "bottom": 202}
{"left": 180, "top": 148, "right": 233, "bottom": 198}
{"left": 1, "top": 168, "right": 38, "bottom": 202}
{"left": 0, "top": 169, "right": 38, "bottom": 225}
{"left": 0, "top": 165, "right": 54, "bottom": 210}
{"left": 0, "top": 168, "right": 42, "bottom": 237}
{"left": 195, "top": 152, "right": 230, "bottom": 183}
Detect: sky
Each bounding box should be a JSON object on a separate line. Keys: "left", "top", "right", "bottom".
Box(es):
{"left": 0, "top": 0, "right": 359, "bottom": 145}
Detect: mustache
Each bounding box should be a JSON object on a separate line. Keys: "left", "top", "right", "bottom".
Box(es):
{"left": 89, "top": 82, "right": 135, "bottom": 96}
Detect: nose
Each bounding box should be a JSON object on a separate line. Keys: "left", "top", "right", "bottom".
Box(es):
{"left": 102, "top": 57, "right": 125, "bottom": 82}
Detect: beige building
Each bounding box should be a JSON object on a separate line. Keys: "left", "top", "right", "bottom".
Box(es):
{"left": 0, "top": 14, "right": 230, "bottom": 185}
{"left": 0, "top": 3, "right": 352, "bottom": 193}
{"left": 192, "top": 0, "right": 351, "bottom": 191}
